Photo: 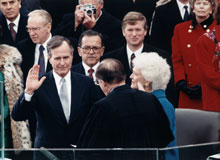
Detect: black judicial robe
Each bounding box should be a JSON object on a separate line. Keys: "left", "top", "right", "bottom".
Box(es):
{"left": 77, "top": 85, "right": 173, "bottom": 148}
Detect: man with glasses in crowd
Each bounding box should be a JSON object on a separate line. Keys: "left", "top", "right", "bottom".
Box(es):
{"left": 18, "top": 9, "right": 52, "bottom": 84}
{"left": 0, "top": 0, "right": 29, "bottom": 46}
{"left": 71, "top": 29, "right": 104, "bottom": 82}
{"left": 17, "top": 9, "right": 52, "bottom": 146}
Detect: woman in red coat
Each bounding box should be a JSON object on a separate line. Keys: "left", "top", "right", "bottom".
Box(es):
{"left": 172, "top": 0, "right": 217, "bottom": 109}
{"left": 195, "top": 2, "right": 220, "bottom": 111}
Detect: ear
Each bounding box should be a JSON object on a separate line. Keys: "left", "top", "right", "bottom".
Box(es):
{"left": 100, "top": 47, "right": 105, "bottom": 56}
{"left": 100, "top": 1, "right": 104, "bottom": 9}
{"left": 48, "top": 56, "right": 52, "bottom": 65}
{"left": 122, "top": 29, "right": 126, "bottom": 37}
{"left": 144, "top": 29, "right": 147, "bottom": 36}
{"left": 78, "top": 47, "right": 82, "bottom": 57}
{"left": 46, "top": 23, "right": 52, "bottom": 33}
{"left": 144, "top": 81, "right": 151, "bottom": 88}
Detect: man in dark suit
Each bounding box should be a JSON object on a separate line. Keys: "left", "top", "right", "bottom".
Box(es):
{"left": 71, "top": 29, "right": 104, "bottom": 82}
{"left": 53, "top": 0, "right": 124, "bottom": 64}
{"left": 102, "top": 11, "right": 178, "bottom": 107}
{"left": 18, "top": 9, "right": 53, "bottom": 83}
{"left": 0, "top": 0, "right": 29, "bottom": 47}
{"left": 77, "top": 58, "right": 173, "bottom": 152}
{"left": 12, "top": 36, "right": 102, "bottom": 152}
{"left": 149, "top": 0, "right": 191, "bottom": 53}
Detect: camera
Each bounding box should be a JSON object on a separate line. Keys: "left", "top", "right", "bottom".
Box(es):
{"left": 80, "top": 4, "right": 96, "bottom": 17}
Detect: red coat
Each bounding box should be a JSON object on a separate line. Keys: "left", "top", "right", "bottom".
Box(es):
{"left": 196, "top": 25, "right": 220, "bottom": 111}
{"left": 172, "top": 18, "right": 216, "bottom": 109}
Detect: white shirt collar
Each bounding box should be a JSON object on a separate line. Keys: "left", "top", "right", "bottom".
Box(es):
{"left": 6, "top": 13, "right": 20, "bottom": 32}
{"left": 36, "top": 33, "right": 52, "bottom": 50}
{"left": 126, "top": 43, "right": 144, "bottom": 67}
{"left": 53, "top": 70, "right": 71, "bottom": 89}
{"left": 176, "top": 0, "right": 190, "bottom": 20}
{"left": 96, "top": 10, "right": 102, "bottom": 22}
{"left": 82, "top": 61, "right": 100, "bottom": 81}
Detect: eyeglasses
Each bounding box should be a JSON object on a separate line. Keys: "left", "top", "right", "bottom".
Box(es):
{"left": 26, "top": 24, "right": 47, "bottom": 33}
{"left": 80, "top": 46, "right": 102, "bottom": 54}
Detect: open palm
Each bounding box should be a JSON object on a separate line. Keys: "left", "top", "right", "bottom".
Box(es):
{"left": 25, "top": 65, "right": 46, "bottom": 94}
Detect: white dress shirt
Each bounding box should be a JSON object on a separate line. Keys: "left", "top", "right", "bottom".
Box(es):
{"left": 82, "top": 61, "right": 100, "bottom": 81}
{"left": 127, "top": 43, "right": 144, "bottom": 68}
{"left": 34, "top": 34, "right": 52, "bottom": 71}
{"left": 176, "top": 0, "right": 190, "bottom": 20}
{"left": 6, "top": 13, "right": 20, "bottom": 33}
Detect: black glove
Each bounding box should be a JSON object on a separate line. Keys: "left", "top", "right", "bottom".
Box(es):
{"left": 176, "top": 80, "right": 201, "bottom": 99}
{"left": 189, "top": 84, "right": 202, "bottom": 99}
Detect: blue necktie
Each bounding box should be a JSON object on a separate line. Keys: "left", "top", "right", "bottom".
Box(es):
{"left": 38, "top": 45, "right": 45, "bottom": 77}
{"left": 183, "top": 6, "right": 189, "bottom": 21}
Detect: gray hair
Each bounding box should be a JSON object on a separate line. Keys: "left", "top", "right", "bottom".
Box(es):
{"left": 133, "top": 52, "right": 171, "bottom": 91}
{"left": 28, "top": 9, "right": 52, "bottom": 25}
{"left": 47, "top": 36, "right": 74, "bottom": 57}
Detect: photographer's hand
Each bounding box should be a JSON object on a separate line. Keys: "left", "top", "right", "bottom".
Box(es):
{"left": 83, "top": 12, "right": 96, "bottom": 29}
{"left": 74, "top": 4, "right": 85, "bottom": 30}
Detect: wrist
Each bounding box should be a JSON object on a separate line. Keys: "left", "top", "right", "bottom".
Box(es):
{"left": 25, "top": 88, "right": 34, "bottom": 95}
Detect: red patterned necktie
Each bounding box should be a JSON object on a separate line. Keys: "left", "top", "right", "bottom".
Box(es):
{"left": 88, "top": 68, "right": 94, "bottom": 79}
{"left": 9, "top": 23, "right": 16, "bottom": 41}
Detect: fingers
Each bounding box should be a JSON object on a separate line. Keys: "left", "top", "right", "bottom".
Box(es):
{"left": 76, "top": 4, "right": 83, "bottom": 10}
{"left": 39, "top": 76, "right": 46, "bottom": 85}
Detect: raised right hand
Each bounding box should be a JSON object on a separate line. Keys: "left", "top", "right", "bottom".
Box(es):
{"left": 25, "top": 65, "right": 46, "bottom": 95}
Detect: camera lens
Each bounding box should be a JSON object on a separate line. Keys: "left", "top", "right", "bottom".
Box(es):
{"left": 87, "top": 10, "right": 92, "bottom": 16}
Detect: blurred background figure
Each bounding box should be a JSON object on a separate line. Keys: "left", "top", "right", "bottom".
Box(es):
{"left": 171, "top": 0, "right": 217, "bottom": 109}
{"left": 54, "top": 0, "right": 124, "bottom": 65}
{"left": 104, "top": 0, "right": 159, "bottom": 29}
{"left": 150, "top": 0, "right": 192, "bottom": 54}
{"left": 0, "top": 44, "right": 31, "bottom": 159}
{"left": 0, "top": 0, "right": 29, "bottom": 47}
{"left": 195, "top": 1, "right": 220, "bottom": 111}
{"left": 21, "top": 0, "right": 41, "bottom": 12}
{"left": 130, "top": 52, "right": 178, "bottom": 160}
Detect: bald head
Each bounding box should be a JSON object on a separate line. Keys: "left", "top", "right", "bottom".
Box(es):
{"left": 96, "top": 58, "right": 126, "bottom": 84}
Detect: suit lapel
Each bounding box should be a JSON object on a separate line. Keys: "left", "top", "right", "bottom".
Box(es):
{"left": 69, "top": 72, "right": 78, "bottom": 124}
{"left": 79, "top": 63, "right": 86, "bottom": 75}
{"left": 171, "top": 0, "right": 184, "bottom": 23}
{"left": 16, "top": 14, "right": 28, "bottom": 42}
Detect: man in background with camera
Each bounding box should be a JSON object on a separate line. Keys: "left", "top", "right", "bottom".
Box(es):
{"left": 54, "top": 0, "right": 124, "bottom": 65}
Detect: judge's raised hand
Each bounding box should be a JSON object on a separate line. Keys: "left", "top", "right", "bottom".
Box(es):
{"left": 25, "top": 65, "right": 46, "bottom": 95}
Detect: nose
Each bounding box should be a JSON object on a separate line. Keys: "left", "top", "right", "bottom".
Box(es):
{"left": 60, "top": 58, "right": 65, "bottom": 65}
{"left": 88, "top": 48, "right": 95, "bottom": 54}
{"left": 132, "top": 31, "right": 137, "bottom": 36}
{"left": 6, "top": 3, "right": 12, "bottom": 9}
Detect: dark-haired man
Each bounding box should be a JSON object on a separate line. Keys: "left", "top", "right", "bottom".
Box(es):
{"left": 0, "top": 0, "right": 29, "bottom": 46}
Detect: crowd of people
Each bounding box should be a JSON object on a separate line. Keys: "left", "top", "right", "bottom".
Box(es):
{"left": 0, "top": 0, "right": 220, "bottom": 159}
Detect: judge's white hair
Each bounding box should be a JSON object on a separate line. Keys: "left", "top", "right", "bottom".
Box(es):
{"left": 133, "top": 52, "right": 171, "bottom": 91}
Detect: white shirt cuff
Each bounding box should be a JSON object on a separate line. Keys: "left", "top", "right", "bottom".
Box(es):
{"left": 24, "top": 92, "right": 34, "bottom": 101}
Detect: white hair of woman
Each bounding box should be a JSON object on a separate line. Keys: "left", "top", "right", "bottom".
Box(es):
{"left": 133, "top": 52, "right": 171, "bottom": 91}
